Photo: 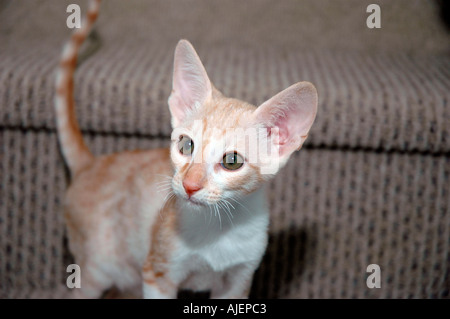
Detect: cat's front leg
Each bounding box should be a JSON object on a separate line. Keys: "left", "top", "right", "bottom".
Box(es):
{"left": 142, "top": 280, "right": 177, "bottom": 299}
{"left": 141, "top": 262, "right": 179, "bottom": 299}
{"left": 210, "top": 263, "right": 256, "bottom": 299}
{"left": 142, "top": 264, "right": 179, "bottom": 299}
{"left": 142, "top": 201, "right": 181, "bottom": 299}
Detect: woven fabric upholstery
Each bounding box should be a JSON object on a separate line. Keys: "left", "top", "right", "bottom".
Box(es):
{"left": 2, "top": 45, "right": 450, "bottom": 153}
{"left": 1, "top": 0, "right": 449, "bottom": 298}
{"left": 2, "top": 131, "right": 449, "bottom": 298}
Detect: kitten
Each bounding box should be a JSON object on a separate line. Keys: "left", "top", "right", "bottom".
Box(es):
{"left": 55, "top": 0, "right": 317, "bottom": 298}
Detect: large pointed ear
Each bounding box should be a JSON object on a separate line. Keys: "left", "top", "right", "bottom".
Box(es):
{"left": 253, "top": 81, "right": 318, "bottom": 159}
{"left": 168, "top": 40, "right": 212, "bottom": 128}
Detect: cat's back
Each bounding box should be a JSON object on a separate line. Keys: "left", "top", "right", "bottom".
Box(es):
{"left": 67, "top": 147, "right": 172, "bottom": 199}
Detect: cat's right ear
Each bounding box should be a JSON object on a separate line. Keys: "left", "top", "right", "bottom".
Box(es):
{"left": 168, "top": 40, "right": 212, "bottom": 128}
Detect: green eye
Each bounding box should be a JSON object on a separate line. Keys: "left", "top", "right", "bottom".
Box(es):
{"left": 221, "top": 152, "right": 244, "bottom": 171}
{"left": 178, "top": 135, "right": 194, "bottom": 155}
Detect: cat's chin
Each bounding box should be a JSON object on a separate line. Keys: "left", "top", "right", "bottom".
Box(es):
{"left": 180, "top": 196, "right": 207, "bottom": 208}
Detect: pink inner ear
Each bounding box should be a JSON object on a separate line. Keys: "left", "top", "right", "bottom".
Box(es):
{"left": 169, "top": 40, "right": 212, "bottom": 126}
{"left": 277, "top": 120, "right": 290, "bottom": 145}
{"left": 266, "top": 123, "right": 289, "bottom": 146}
{"left": 255, "top": 82, "right": 318, "bottom": 156}
{"left": 170, "top": 94, "right": 189, "bottom": 121}
{"left": 176, "top": 60, "right": 206, "bottom": 106}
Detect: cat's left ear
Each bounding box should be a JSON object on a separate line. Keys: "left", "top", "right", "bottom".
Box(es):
{"left": 168, "top": 40, "right": 212, "bottom": 128}
{"left": 253, "top": 81, "right": 318, "bottom": 159}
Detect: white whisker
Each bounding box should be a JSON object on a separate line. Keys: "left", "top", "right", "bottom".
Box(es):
{"left": 220, "top": 200, "right": 233, "bottom": 218}
{"left": 219, "top": 200, "right": 234, "bottom": 227}
{"left": 229, "top": 197, "right": 252, "bottom": 215}
{"left": 155, "top": 180, "right": 173, "bottom": 187}
{"left": 159, "top": 191, "right": 175, "bottom": 220}
{"left": 222, "top": 199, "right": 236, "bottom": 211}
{"left": 155, "top": 174, "right": 173, "bottom": 180}
{"left": 156, "top": 186, "right": 173, "bottom": 193}
{"left": 208, "top": 205, "right": 213, "bottom": 226}
{"left": 214, "top": 204, "right": 222, "bottom": 229}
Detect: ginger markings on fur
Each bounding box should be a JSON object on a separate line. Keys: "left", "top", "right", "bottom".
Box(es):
{"left": 54, "top": 0, "right": 101, "bottom": 175}
{"left": 55, "top": 0, "right": 317, "bottom": 299}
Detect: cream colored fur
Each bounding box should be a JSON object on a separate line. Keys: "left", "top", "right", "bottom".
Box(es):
{"left": 55, "top": 1, "right": 317, "bottom": 299}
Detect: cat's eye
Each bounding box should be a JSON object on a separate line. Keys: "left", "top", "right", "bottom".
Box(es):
{"left": 221, "top": 152, "right": 244, "bottom": 171}
{"left": 178, "top": 135, "right": 194, "bottom": 155}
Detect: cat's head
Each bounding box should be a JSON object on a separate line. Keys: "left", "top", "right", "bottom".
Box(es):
{"left": 168, "top": 40, "right": 317, "bottom": 208}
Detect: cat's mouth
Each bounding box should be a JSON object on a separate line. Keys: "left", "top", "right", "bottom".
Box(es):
{"left": 173, "top": 183, "right": 212, "bottom": 207}
{"left": 185, "top": 196, "right": 206, "bottom": 207}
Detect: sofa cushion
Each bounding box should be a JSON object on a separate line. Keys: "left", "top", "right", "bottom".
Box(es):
{"left": 1, "top": 130, "right": 449, "bottom": 298}
{"left": 2, "top": 42, "right": 450, "bottom": 153}
{"left": 1, "top": 0, "right": 449, "bottom": 154}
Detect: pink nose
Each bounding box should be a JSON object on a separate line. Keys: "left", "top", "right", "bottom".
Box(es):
{"left": 183, "top": 180, "right": 202, "bottom": 198}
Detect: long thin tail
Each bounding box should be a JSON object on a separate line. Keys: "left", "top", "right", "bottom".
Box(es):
{"left": 54, "top": 0, "right": 101, "bottom": 176}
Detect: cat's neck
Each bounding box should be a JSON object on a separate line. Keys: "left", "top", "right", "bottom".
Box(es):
{"left": 175, "top": 186, "right": 269, "bottom": 248}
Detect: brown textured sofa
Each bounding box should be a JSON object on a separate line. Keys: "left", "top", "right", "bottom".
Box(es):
{"left": 1, "top": 0, "right": 449, "bottom": 298}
